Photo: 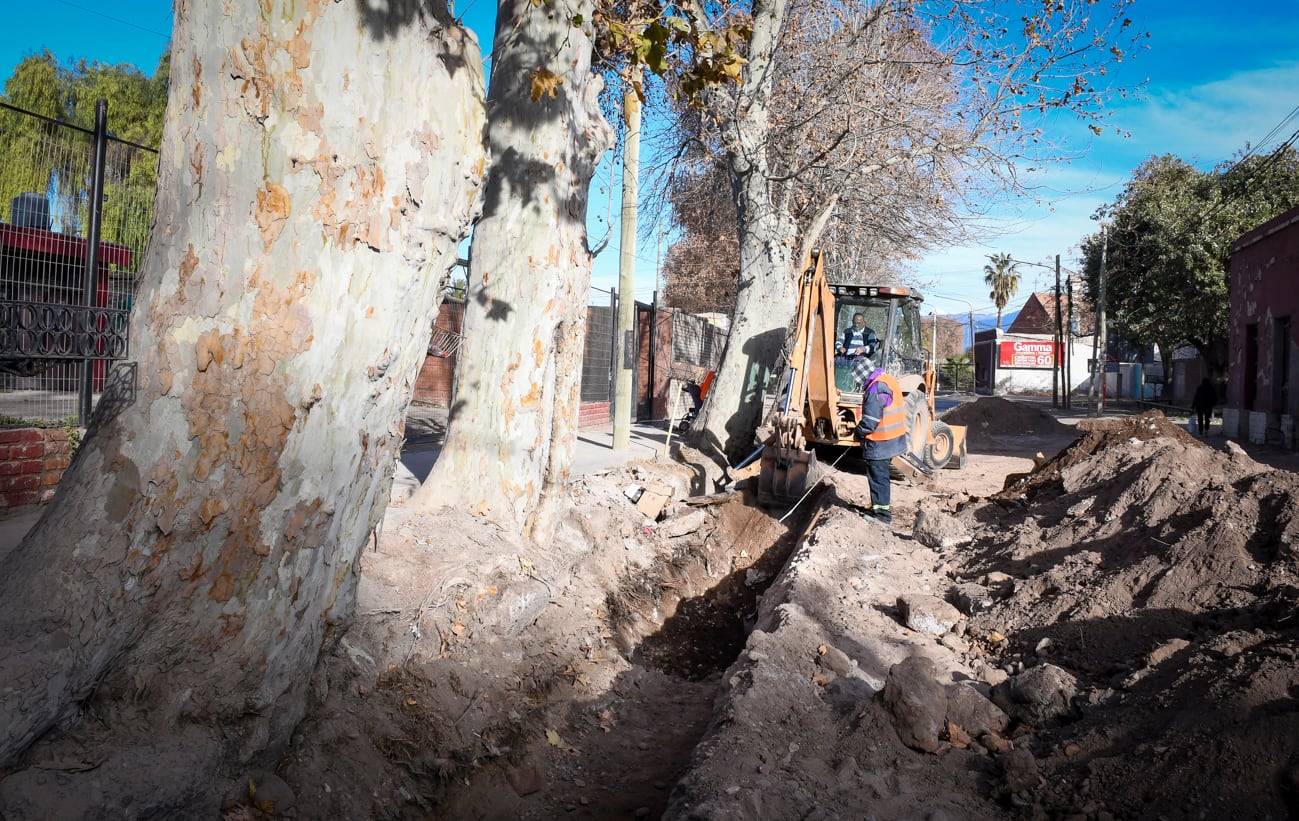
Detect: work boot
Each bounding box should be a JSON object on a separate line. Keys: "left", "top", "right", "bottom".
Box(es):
{"left": 870, "top": 505, "right": 892, "bottom": 525}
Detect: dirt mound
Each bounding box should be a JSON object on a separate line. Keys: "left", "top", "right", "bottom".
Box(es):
{"left": 941, "top": 396, "right": 1073, "bottom": 441}
{"left": 997, "top": 410, "right": 1199, "bottom": 501}
{"left": 956, "top": 411, "right": 1299, "bottom": 818}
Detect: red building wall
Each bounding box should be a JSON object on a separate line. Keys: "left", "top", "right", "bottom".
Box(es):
{"left": 412, "top": 300, "right": 464, "bottom": 407}
{"left": 1228, "top": 205, "right": 1299, "bottom": 415}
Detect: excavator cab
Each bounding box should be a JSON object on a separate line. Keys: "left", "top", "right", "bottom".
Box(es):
{"left": 828, "top": 284, "right": 927, "bottom": 398}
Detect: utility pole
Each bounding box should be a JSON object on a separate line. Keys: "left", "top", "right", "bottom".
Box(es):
{"left": 931, "top": 312, "right": 938, "bottom": 382}
{"left": 612, "top": 68, "right": 642, "bottom": 450}
{"left": 967, "top": 311, "right": 975, "bottom": 391}
{"left": 1065, "top": 275, "right": 1073, "bottom": 410}
{"left": 1090, "top": 226, "right": 1108, "bottom": 416}
{"left": 1053, "top": 254, "right": 1061, "bottom": 408}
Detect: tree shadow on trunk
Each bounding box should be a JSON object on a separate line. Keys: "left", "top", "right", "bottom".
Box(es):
{"left": 688, "top": 327, "right": 786, "bottom": 485}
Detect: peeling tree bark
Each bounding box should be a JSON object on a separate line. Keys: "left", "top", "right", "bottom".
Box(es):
{"left": 690, "top": 0, "right": 805, "bottom": 464}
{"left": 0, "top": 0, "right": 484, "bottom": 810}
{"left": 410, "top": 1, "right": 613, "bottom": 543}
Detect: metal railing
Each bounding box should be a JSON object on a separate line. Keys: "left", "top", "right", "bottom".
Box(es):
{"left": 0, "top": 101, "right": 157, "bottom": 424}
{"left": 580, "top": 286, "right": 616, "bottom": 407}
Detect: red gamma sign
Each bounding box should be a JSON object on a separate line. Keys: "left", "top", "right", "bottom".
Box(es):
{"left": 998, "top": 340, "right": 1059, "bottom": 368}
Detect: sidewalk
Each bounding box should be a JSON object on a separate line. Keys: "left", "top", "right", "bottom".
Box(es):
{"left": 0, "top": 406, "right": 674, "bottom": 554}
{"left": 391, "top": 405, "right": 669, "bottom": 497}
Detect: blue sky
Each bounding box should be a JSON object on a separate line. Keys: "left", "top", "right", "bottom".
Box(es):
{"left": 4, "top": 1, "right": 1298, "bottom": 322}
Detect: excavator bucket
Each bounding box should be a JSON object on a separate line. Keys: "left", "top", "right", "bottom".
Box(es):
{"left": 758, "top": 445, "right": 819, "bottom": 507}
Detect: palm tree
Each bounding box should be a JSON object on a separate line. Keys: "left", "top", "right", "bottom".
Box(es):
{"left": 983, "top": 253, "right": 1022, "bottom": 331}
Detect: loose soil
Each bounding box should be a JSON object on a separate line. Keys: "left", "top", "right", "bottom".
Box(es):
{"left": 16, "top": 398, "right": 1294, "bottom": 820}
{"left": 262, "top": 403, "right": 1299, "bottom": 820}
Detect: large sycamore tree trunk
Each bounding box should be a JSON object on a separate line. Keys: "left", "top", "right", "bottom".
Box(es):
{"left": 691, "top": 0, "right": 803, "bottom": 464}
{"left": 0, "top": 0, "right": 484, "bottom": 810}
{"left": 411, "top": 0, "right": 612, "bottom": 543}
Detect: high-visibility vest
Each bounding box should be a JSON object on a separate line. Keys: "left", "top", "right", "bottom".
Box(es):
{"left": 864, "top": 372, "right": 907, "bottom": 442}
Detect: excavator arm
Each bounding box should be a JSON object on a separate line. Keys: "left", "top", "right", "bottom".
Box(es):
{"left": 758, "top": 251, "right": 838, "bottom": 505}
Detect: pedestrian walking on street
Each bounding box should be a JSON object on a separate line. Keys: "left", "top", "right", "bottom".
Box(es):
{"left": 1191, "top": 377, "right": 1217, "bottom": 436}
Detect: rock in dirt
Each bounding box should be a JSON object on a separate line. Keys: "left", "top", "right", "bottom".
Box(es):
{"left": 897, "top": 593, "right": 964, "bottom": 635}
{"left": 991, "top": 663, "right": 1079, "bottom": 725}
{"left": 973, "top": 660, "right": 1009, "bottom": 687}
{"left": 981, "top": 571, "right": 1015, "bottom": 597}
{"left": 248, "top": 771, "right": 295, "bottom": 813}
{"left": 817, "top": 645, "right": 857, "bottom": 677}
{"left": 998, "top": 746, "right": 1041, "bottom": 794}
{"left": 506, "top": 764, "right": 543, "bottom": 797}
{"left": 912, "top": 509, "right": 972, "bottom": 551}
{"left": 880, "top": 655, "right": 949, "bottom": 753}
{"left": 658, "top": 508, "right": 709, "bottom": 539}
{"left": 945, "top": 682, "right": 1010, "bottom": 738}
{"left": 1146, "top": 637, "right": 1191, "bottom": 667}
{"left": 948, "top": 582, "right": 994, "bottom": 616}
{"left": 478, "top": 576, "right": 551, "bottom": 637}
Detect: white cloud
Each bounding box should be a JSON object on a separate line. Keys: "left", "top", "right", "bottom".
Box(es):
{"left": 1122, "top": 62, "right": 1299, "bottom": 165}
{"left": 915, "top": 59, "right": 1299, "bottom": 315}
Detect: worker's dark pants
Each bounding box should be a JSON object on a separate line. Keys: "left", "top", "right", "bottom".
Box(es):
{"left": 1196, "top": 410, "right": 1211, "bottom": 435}
{"left": 865, "top": 457, "right": 892, "bottom": 524}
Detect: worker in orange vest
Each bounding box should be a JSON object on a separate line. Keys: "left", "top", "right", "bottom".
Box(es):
{"left": 855, "top": 367, "right": 909, "bottom": 525}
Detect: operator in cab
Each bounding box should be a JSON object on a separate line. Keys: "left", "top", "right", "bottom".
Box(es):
{"left": 837, "top": 313, "right": 877, "bottom": 360}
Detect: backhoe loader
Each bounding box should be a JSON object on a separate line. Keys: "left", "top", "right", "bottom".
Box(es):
{"left": 757, "top": 251, "right": 968, "bottom": 506}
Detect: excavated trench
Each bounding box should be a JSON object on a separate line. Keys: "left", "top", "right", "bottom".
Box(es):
{"left": 543, "top": 488, "right": 828, "bottom": 819}
{"left": 610, "top": 492, "right": 823, "bottom": 679}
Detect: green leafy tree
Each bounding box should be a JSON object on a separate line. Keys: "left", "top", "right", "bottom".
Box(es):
{"left": 0, "top": 51, "right": 68, "bottom": 218}
{"left": 0, "top": 51, "right": 166, "bottom": 264}
{"left": 1080, "top": 148, "right": 1299, "bottom": 387}
{"left": 983, "top": 252, "right": 1022, "bottom": 331}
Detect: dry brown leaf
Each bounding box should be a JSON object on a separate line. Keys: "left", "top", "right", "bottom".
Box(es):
{"left": 944, "top": 720, "right": 972, "bottom": 748}
{"left": 529, "top": 68, "right": 563, "bottom": 101}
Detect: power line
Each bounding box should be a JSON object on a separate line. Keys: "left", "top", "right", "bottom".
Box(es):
{"left": 50, "top": 0, "right": 171, "bottom": 39}
{"left": 1194, "top": 105, "right": 1299, "bottom": 225}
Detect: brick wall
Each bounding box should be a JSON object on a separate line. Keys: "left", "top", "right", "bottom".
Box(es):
{"left": 0, "top": 427, "right": 72, "bottom": 508}
{"left": 412, "top": 299, "right": 465, "bottom": 406}
{"left": 579, "top": 401, "right": 610, "bottom": 428}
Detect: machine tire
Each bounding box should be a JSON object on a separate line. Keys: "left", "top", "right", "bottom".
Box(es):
{"left": 926, "top": 421, "right": 956, "bottom": 469}
{"left": 903, "top": 389, "right": 930, "bottom": 462}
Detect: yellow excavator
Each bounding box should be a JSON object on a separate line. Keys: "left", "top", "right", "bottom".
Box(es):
{"left": 757, "top": 250, "right": 968, "bottom": 505}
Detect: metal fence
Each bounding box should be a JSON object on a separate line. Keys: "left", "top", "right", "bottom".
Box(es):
{"left": 0, "top": 102, "right": 157, "bottom": 424}
{"left": 671, "top": 309, "right": 728, "bottom": 373}
{"left": 580, "top": 286, "right": 616, "bottom": 406}
{"left": 936, "top": 361, "right": 975, "bottom": 393}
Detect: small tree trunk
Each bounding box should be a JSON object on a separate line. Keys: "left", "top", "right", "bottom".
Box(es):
{"left": 410, "top": 0, "right": 613, "bottom": 543}
{"left": 0, "top": 0, "right": 484, "bottom": 809}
